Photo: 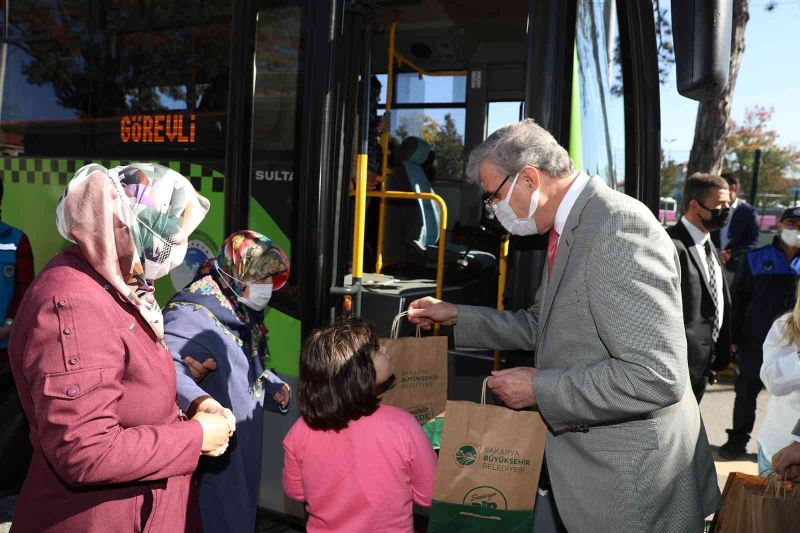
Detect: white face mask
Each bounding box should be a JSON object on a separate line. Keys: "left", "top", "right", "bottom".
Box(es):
{"left": 491, "top": 173, "right": 541, "bottom": 236}
{"left": 781, "top": 228, "right": 799, "bottom": 247}
{"left": 238, "top": 283, "right": 273, "bottom": 311}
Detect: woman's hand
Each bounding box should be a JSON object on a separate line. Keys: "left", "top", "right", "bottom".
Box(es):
{"left": 272, "top": 384, "right": 291, "bottom": 410}
{"left": 193, "top": 411, "right": 233, "bottom": 456}
{"left": 183, "top": 356, "right": 217, "bottom": 382}
{"left": 189, "top": 395, "right": 236, "bottom": 434}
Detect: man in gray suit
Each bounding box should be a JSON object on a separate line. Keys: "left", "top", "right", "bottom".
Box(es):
{"left": 408, "top": 120, "right": 721, "bottom": 532}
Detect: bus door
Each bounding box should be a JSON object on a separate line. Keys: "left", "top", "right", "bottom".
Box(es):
{"left": 244, "top": 0, "right": 358, "bottom": 519}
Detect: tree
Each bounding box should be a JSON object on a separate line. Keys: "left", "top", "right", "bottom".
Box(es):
{"left": 686, "top": 0, "right": 751, "bottom": 175}
{"left": 391, "top": 112, "right": 466, "bottom": 180}
{"left": 660, "top": 149, "right": 683, "bottom": 199}
{"left": 723, "top": 106, "right": 800, "bottom": 206}
{"left": 433, "top": 114, "right": 465, "bottom": 179}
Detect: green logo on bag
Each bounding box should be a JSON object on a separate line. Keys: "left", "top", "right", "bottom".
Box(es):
{"left": 463, "top": 486, "right": 508, "bottom": 510}
{"left": 455, "top": 444, "right": 478, "bottom": 466}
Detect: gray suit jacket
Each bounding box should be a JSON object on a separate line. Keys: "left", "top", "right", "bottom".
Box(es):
{"left": 455, "top": 177, "right": 721, "bottom": 532}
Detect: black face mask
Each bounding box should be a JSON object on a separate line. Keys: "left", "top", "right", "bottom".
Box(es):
{"left": 697, "top": 202, "right": 730, "bottom": 231}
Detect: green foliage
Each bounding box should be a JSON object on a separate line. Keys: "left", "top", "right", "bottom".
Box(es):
{"left": 393, "top": 113, "right": 465, "bottom": 179}
{"left": 723, "top": 106, "right": 800, "bottom": 206}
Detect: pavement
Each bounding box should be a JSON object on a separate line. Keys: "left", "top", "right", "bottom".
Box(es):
{"left": 699, "top": 374, "right": 768, "bottom": 493}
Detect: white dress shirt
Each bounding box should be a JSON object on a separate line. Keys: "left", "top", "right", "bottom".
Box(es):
{"left": 553, "top": 171, "right": 592, "bottom": 240}
{"left": 681, "top": 217, "right": 725, "bottom": 334}
{"left": 757, "top": 314, "right": 800, "bottom": 457}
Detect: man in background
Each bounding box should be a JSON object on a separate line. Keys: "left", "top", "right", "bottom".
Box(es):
{"left": 666, "top": 173, "right": 731, "bottom": 402}
{"left": 0, "top": 176, "right": 35, "bottom": 494}
{"left": 719, "top": 208, "right": 800, "bottom": 460}
{"left": 712, "top": 173, "right": 759, "bottom": 284}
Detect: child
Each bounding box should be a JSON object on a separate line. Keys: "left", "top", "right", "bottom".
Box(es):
{"left": 282, "top": 318, "right": 437, "bottom": 532}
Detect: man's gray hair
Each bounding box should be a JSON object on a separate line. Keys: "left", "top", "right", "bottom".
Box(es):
{"left": 466, "top": 119, "right": 574, "bottom": 183}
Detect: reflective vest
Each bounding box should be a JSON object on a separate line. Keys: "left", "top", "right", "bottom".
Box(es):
{"left": 0, "top": 221, "right": 23, "bottom": 348}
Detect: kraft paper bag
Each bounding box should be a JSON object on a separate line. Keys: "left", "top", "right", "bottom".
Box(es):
{"left": 428, "top": 379, "right": 547, "bottom": 533}
{"left": 712, "top": 472, "right": 799, "bottom": 533}
{"left": 743, "top": 475, "right": 800, "bottom": 533}
{"left": 380, "top": 312, "right": 448, "bottom": 427}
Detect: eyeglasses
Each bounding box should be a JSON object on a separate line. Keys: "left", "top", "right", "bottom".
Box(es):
{"left": 483, "top": 174, "right": 513, "bottom": 209}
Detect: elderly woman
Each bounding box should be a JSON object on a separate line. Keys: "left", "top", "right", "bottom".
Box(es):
{"left": 7, "top": 163, "right": 233, "bottom": 532}
{"left": 163, "top": 230, "right": 291, "bottom": 533}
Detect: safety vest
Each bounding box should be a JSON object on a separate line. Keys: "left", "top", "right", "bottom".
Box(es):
{"left": 0, "top": 221, "right": 23, "bottom": 349}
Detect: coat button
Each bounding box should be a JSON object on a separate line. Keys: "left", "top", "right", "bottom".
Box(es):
{"left": 57, "top": 299, "right": 67, "bottom": 309}
{"left": 68, "top": 357, "right": 79, "bottom": 365}
{"left": 63, "top": 327, "right": 72, "bottom": 335}
{"left": 66, "top": 385, "right": 80, "bottom": 397}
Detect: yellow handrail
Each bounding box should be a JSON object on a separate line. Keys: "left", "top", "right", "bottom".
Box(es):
{"left": 366, "top": 190, "right": 447, "bottom": 302}
{"left": 375, "top": 20, "right": 397, "bottom": 275}
{"left": 394, "top": 51, "right": 468, "bottom": 77}
{"left": 493, "top": 234, "right": 510, "bottom": 370}
{"left": 375, "top": 20, "right": 467, "bottom": 276}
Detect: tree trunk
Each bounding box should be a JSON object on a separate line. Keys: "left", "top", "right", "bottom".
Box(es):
{"left": 686, "top": 0, "right": 750, "bottom": 176}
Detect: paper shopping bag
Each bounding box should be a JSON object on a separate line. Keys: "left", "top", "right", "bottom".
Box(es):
{"left": 743, "top": 475, "right": 800, "bottom": 533}
{"left": 380, "top": 312, "right": 448, "bottom": 427}
{"left": 712, "top": 472, "right": 798, "bottom": 533}
{"left": 428, "top": 379, "right": 547, "bottom": 532}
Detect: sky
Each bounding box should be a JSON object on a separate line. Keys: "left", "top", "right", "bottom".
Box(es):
{"left": 661, "top": 1, "right": 800, "bottom": 163}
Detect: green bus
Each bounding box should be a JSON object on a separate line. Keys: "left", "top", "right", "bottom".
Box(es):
{"left": 0, "top": 0, "right": 729, "bottom": 523}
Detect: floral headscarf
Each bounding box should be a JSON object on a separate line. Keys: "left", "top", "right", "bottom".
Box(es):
{"left": 215, "top": 230, "right": 290, "bottom": 294}
{"left": 175, "top": 230, "right": 289, "bottom": 393}
{"left": 56, "top": 163, "right": 209, "bottom": 338}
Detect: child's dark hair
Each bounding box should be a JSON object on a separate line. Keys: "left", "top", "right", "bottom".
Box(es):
{"left": 298, "top": 318, "right": 380, "bottom": 431}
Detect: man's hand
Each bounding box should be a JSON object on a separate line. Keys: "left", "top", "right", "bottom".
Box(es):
{"left": 407, "top": 297, "right": 458, "bottom": 330}
{"left": 719, "top": 249, "right": 732, "bottom": 264}
{"left": 272, "top": 384, "right": 291, "bottom": 410}
{"left": 487, "top": 367, "right": 538, "bottom": 409}
{"left": 184, "top": 356, "right": 217, "bottom": 382}
{"left": 773, "top": 441, "right": 800, "bottom": 481}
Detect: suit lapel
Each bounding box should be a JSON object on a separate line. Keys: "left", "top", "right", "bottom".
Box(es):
{"left": 536, "top": 176, "right": 602, "bottom": 349}
{"left": 677, "top": 219, "right": 714, "bottom": 298}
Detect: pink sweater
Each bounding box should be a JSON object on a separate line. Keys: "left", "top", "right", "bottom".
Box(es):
{"left": 282, "top": 405, "right": 438, "bottom": 533}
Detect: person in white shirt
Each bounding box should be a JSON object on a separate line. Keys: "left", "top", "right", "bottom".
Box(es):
{"left": 757, "top": 285, "right": 800, "bottom": 476}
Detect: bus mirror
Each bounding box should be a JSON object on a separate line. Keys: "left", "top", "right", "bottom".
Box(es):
{"left": 670, "top": 0, "right": 734, "bottom": 101}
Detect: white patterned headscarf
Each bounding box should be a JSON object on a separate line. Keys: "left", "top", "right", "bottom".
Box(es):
{"left": 56, "top": 163, "right": 210, "bottom": 338}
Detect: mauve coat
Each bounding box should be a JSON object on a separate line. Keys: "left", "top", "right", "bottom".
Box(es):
{"left": 8, "top": 247, "right": 203, "bottom": 533}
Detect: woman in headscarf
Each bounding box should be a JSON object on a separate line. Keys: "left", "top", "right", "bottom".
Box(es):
{"left": 163, "top": 230, "right": 291, "bottom": 533}
{"left": 7, "top": 163, "right": 234, "bottom": 532}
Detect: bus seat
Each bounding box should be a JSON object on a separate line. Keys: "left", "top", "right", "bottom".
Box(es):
{"left": 386, "top": 136, "right": 495, "bottom": 273}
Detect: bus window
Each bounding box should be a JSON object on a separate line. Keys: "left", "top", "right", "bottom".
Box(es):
{"left": 574, "top": 0, "right": 625, "bottom": 188}
{"left": 486, "top": 101, "right": 523, "bottom": 138}
{"left": 249, "top": 3, "right": 306, "bottom": 317}
{"left": 385, "top": 73, "right": 467, "bottom": 180}
{"left": 0, "top": 1, "right": 231, "bottom": 159}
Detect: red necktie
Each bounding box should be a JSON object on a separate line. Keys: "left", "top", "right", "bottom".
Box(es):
{"left": 547, "top": 227, "right": 560, "bottom": 275}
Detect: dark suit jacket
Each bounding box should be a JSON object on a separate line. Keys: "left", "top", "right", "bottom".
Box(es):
{"left": 668, "top": 221, "right": 732, "bottom": 387}
{"left": 712, "top": 201, "right": 759, "bottom": 274}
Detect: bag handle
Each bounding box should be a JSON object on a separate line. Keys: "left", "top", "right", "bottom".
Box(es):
{"left": 481, "top": 377, "right": 490, "bottom": 406}
{"left": 390, "top": 311, "right": 421, "bottom": 339}
{"left": 765, "top": 472, "right": 790, "bottom": 499}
